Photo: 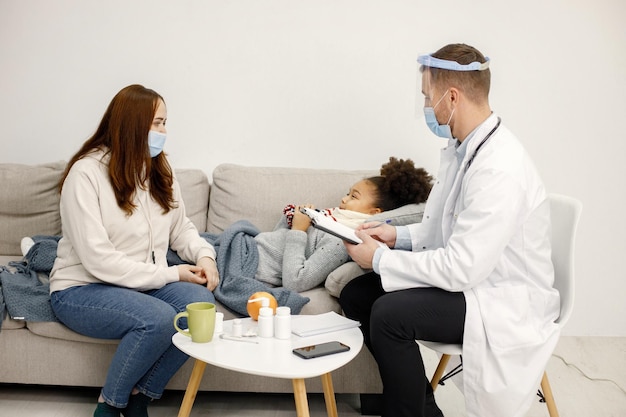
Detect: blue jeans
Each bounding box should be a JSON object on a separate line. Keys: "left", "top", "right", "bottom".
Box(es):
{"left": 51, "top": 282, "right": 214, "bottom": 408}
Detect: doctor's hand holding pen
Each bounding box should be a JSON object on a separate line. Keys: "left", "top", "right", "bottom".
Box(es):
{"left": 344, "top": 220, "right": 397, "bottom": 270}
{"left": 358, "top": 219, "right": 397, "bottom": 247}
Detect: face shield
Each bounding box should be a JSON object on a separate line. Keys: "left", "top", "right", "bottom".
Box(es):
{"left": 418, "top": 54, "right": 490, "bottom": 71}
{"left": 415, "top": 53, "right": 491, "bottom": 118}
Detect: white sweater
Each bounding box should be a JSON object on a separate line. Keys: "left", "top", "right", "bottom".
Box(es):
{"left": 50, "top": 150, "right": 216, "bottom": 293}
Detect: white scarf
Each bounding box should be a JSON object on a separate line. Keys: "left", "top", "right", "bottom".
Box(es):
{"left": 322, "top": 207, "right": 372, "bottom": 229}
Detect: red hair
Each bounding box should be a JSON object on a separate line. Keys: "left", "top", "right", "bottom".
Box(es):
{"left": 60, "top": 84, "right": 176, "bottom": 215}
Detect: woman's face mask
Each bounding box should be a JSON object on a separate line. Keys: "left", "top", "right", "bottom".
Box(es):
{"left": 148, "top": 130, "right": 167, "bottom": 157}
{"left": 423, "top": 89, "right": 455, "bottom": 139}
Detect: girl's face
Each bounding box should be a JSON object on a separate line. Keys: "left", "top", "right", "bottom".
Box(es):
{"left": 339, "top": 180, "right": 382, "bottom": 215}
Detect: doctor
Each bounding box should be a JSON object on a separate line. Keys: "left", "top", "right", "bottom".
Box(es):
{"left": 339, "top": 43, "right": 560, "bottom": 417}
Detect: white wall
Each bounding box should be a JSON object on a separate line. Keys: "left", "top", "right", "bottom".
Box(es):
{"left": 1, "top": 0, "right": 624, "bottom": 336}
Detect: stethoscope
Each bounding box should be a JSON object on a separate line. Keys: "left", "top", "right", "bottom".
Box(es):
{"left": 464, "top": 117, "right": 501, "bottom": 172}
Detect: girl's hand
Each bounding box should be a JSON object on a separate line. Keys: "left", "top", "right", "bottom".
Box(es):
{"left": 291, "top": 204, "right": 314, "bottom": 231}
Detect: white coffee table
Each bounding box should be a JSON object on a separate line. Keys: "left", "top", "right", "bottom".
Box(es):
{"left": 172, "top": 317, "right": 363, "bottom": 417}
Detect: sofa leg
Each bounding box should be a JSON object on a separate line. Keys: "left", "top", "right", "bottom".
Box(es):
{"left": 359, "top": 393, "right": 382, "bottom": 415}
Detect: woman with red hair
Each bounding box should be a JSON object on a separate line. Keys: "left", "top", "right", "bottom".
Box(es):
{"left": 49, "top": 84, "right": 219, "bottom": 417}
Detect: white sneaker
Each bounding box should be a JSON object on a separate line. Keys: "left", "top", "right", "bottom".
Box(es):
{"left": 20, "top": 237, "right": 35, "bottom": 256}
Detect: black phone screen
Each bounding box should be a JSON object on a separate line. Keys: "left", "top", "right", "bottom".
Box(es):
{"left": 292, "top": 341, "right": 350, "bottom": 359}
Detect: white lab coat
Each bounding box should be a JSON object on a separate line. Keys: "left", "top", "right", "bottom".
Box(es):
{"left": 378, "top": 113, "right": 560, "bottom": 417}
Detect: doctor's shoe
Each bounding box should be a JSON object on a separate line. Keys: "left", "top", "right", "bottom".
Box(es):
{"left": 94, "top": 402, "right": 121, "bottom": 417}
{"left": 425, "top": 391, "right": 444, "bottom": 417}
{"left": 121, "top": 392, "right": 152, "bottom": 417}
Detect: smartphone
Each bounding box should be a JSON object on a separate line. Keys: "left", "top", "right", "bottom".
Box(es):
{"left": 292, "top": 341, "right": 350, "bottom": 359}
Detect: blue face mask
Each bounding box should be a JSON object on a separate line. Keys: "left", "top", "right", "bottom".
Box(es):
{"left": 148, "top": 130, "right": 166, "bottom": 157}
{"left": 423, "top": 90, "right": 455, "bottom": 139}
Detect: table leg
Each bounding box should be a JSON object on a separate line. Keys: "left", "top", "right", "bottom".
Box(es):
{"left": 177, "top": 359, "right": 207, "bottom": 417}
{"left": 292, "top": 378, "right": 310, "bottom": 417}
{"left": 321, "top": 372, "right": 338, "bottom": 417}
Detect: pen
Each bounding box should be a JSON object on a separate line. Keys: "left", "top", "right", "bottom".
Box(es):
{"left": 368, "top": 219, "right": 392, "bottom": 229}
{"left": 219, "top": 334, "right": 259, "bottom": 344}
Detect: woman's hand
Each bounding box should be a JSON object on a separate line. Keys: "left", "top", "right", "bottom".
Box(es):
{"left": 177, "top": 257, "right": 219, "bottom": 290}
{"left": 197, "top": 256, "right": 220, "bottom": 291}
{"left": 291, "top": 204, "right": 314, "bottom": 231}
{"left": 177, "top": 264, "right": 208, "bottom": 285}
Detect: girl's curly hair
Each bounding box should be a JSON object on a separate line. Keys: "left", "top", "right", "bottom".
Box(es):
{"left": 367, "top": 157, "right": 433, "bottom": 211}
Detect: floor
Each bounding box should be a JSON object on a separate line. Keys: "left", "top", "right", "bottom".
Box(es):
{"left": 0, "top": 336, "right": 624, "bottom": 417}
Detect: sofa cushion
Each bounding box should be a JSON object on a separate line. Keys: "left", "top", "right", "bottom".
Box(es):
{"left": 207, "top": 164, "right": 375, "bottom": 233}
{"left": 0, "top": 163, "right": 208, "bottom": 257}
{"left": 369, "top": 202, "right": 425, "bottom": 226}
{"left": 298, "top": 286, "right": 342, "bottom": 315}
{"left": 0, "top": 162, "right": 66, "bottom": 256}
{"left": 27, "top": 321, "right": 119, "bottom": 345}
{"left": 175, "top": 168, "right": 210, "bottom": 232}
{"left": 0, "top": 255, "right": 19, "bottom": 266}
{"left": 325, "top": 262, "right": 370, "bottom": 298}
{"left": 2, "top": 315, "right": 26, "bottom": 330}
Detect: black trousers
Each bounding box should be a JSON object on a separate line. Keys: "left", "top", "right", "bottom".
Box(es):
{"left": 339, "top": 272, "right": 466, "bottom": 417}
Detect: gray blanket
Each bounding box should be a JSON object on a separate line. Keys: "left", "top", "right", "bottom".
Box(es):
{"left": 1, "top": 223, "right": 309, "bottom": 326}
{"left": 0, "top": 235, "right": 60, "bottom": 330}
{"left": 0, "top": 261, "right": 58, "bottom": 326}
{"left": 198, "top": 220, "right": 310, "bottom": 316}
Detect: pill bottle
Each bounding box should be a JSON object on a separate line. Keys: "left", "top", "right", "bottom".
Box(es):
{"left": 257, "top": 300, "right": 274, "bottom": 338}
{"left": 232, "top": 318, "right": 243, "bottom": 337}
{"left": 274, "top": 306, "right": 291, "bottom": 340}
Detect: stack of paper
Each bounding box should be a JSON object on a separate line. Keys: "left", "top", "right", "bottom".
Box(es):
{"left": 291, "top": 311, "right": 361, "bottom": 337}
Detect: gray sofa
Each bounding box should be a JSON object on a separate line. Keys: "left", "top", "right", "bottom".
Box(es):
{"left": 0, "top": 161, "right": 389, "bottom": 396}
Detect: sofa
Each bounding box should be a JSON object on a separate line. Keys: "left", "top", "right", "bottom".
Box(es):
{"left": 1, "top": 161, "right": 422, "bottom": 399}
{"left": 0, "top": 161, "right": 423, "bottom": 402}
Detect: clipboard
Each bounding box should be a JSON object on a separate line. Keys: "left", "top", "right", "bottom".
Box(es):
{"left": 300, "top": 207, "right": 363, "bottom": 245}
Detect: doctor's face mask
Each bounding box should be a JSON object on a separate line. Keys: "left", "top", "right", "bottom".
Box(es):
{"left": 423, "top": 89, "right": 454, "bottom": 139}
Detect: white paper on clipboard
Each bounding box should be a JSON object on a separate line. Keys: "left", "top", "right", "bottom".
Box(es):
{"left": 300, "top": 207, "right": 363, "bottom": 245}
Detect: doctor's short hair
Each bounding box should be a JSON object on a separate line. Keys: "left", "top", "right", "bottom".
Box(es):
{"left": 422, "top": 43, "right": 491, "bottom": 104}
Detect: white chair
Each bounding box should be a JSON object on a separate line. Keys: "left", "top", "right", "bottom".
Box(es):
{"left": 419, "top": 193, "right": 582, "bottom": 417}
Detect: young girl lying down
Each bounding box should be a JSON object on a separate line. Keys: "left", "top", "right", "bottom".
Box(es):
{"left": 250, "top": 157, "right": 432, "bottom": 292}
